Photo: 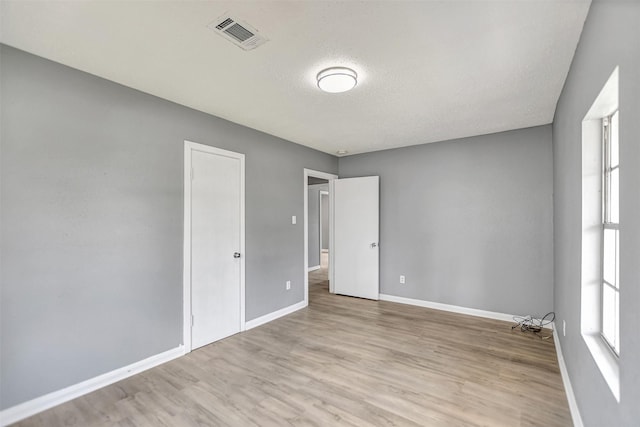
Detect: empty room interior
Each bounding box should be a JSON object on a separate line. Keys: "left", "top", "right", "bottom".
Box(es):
{"left": 1, "top": 1, "right": 639, "bottom": 426}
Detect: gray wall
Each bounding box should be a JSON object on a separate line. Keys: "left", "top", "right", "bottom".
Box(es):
{"left": 338, "top": 125, "right": 553, "bottom": 317}
{"left": 307, "top": 184, "right": 328, "bottom": 267}
{"left": 552, "top": 1, "right": 640, "bottom": 425}
{"left": 321, "top": 192, "right": 329, "bottom": 251}
{"left": 0, "top": 45, "right": 337, "bottom": 409}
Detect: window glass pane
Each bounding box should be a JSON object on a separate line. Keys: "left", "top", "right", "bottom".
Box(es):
{"left": 602, "top": 284, "right": 617, "bottom": 349}
{"left": 615, "top": 289, "right": 620, "bottom": 354}
{"left": 615, "top": 230, "right": 620, "bottom": 290}
{"left": 610, "top": 168, "right": 619, "bottom": 223}
{"left": 611, "top": 111, "right": 619, "bottom": 168}
{"left": 604, "top": 170, "right": 611, "bottom": 223}
{"left": 603, "top": 228, "right": 616, "bottom": 286}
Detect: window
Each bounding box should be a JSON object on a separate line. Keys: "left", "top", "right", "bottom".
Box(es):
{"left": 601, "top": 110, "right": 620, "bottom": 355}
{"left": 580, "top": 66, "right": 619, "bottom": 401}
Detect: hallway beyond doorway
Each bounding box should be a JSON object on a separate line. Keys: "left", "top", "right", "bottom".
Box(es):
{"left": 309, "top": 251, "right": 329, "bottom": 296}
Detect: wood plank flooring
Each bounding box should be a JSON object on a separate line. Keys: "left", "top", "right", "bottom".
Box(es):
{"left": 14, "top": 265, "right": 571, "bottom": 426}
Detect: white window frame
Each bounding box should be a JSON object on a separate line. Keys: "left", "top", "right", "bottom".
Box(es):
{"left": 600, "top": 111, "right": 620, "bottom": 356}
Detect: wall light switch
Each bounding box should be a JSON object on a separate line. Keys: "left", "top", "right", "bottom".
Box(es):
{"left": 292, "top": 216, "right": 297, "bottom": 225}
{"left": 563, "top": 320, "right": 566, "bottom": 337}
{"left": 286, "top": 280, "right": 291, "bottom": 290}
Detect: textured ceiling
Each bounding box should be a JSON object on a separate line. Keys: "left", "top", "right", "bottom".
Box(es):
{"left": 0, "top": 1, "right": 590, "bottom": 156}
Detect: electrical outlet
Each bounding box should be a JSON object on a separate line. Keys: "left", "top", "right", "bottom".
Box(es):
{"left": 400, "top": 275, "right": 405, "bottom": 284}
{"left": 563, "top": 320, "right": 566, "bottom": 337}
{"left": 286, "top": 280, "right": 291, "bottom": 290}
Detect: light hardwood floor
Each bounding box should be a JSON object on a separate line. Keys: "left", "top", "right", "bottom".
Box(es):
{"left": 14, "top": 264, "right": 571, "bottom": 426}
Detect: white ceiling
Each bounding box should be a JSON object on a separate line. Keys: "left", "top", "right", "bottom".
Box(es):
{"left": 0, "top": 1, "right": 590, "bottom": 156}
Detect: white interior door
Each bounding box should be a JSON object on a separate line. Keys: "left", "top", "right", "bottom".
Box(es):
{"left": 187, "top": 142, "right": 244, "bottom": 350}
{"left": 332, "top": 176, "right": 379, "bottom": 300}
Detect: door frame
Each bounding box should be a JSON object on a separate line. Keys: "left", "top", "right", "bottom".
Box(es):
{"left": 183, "top": 140, "right": 246, "bottom": 354}
{"left": 304, "top": 168, "right": 338, "bottom": 306}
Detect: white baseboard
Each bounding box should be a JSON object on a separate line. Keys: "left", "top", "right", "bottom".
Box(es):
{"left": 379, "top": 294, "right": 554, "bottom": 330}
{"left": 2, "top": 299, "right": 310, "bottom": 425}
{"left": 379, "top": 294, "right": 518, "bottom": 323}
{"left": 308, "top": 265, "right": 321, "bottom": 272}
{"left": 0, "top": 345, "right": 184, "bottom": 426}
{"left": 553, "top": 329, "right": 584, "bottom": 427}
{"left": 245, "top": 300, "right": 307, "bottom": 330}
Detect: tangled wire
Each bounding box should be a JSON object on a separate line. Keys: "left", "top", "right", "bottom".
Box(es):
{"left": 512, "top": 312, "right": 555, "bottom": 339}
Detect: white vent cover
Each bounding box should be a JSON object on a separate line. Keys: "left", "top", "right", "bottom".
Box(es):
{"left": 207, "top": 13, "right": 268, "bottom": 51}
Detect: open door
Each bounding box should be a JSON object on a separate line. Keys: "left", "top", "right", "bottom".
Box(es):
{"left": 332, "top": 176, "right": 379, "bottom": 300}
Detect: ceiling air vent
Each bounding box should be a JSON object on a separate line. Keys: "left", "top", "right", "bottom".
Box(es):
{"left": 208, "top": 14, "right": 268, "bottom": 51}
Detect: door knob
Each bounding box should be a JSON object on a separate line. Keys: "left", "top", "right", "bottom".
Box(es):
{"left": 233, "top": 252, "right": 241, "bottom": 258}
{"left": 370, "top": 243, "right": 378, "bottom": 248}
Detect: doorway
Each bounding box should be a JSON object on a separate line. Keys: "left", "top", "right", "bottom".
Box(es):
{"left": 308, "top": 177, "right": 329, "bottom": 298}
{"left": 183, "top": 141, "right": 245, "bottom": 352}
{"left": 304, "top": 169, "right": 337, "bottom": 306}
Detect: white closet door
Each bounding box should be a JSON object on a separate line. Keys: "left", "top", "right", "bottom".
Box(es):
{"left": 189, "top": 144, "right": 243, "bottom": 349}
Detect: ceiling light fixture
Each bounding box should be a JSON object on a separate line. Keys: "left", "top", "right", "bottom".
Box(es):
{"left": 317, "top": 67, "right": 357, "bottom": 93}
{"left": 337, "top": 149, "right": 349, "bottom": 155}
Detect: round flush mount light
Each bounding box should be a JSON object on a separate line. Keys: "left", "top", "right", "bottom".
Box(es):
{"left": 317, "top": 67, "right": 357, "bottom": 93}
{"left": 337, "top": 149, "right": 349, "bottom": 155}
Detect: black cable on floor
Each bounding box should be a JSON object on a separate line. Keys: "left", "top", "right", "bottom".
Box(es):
{"left": 512, "top": 312, "right": 555, "bottom": 339}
